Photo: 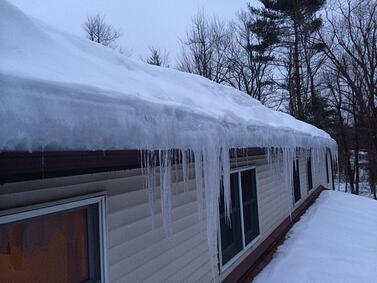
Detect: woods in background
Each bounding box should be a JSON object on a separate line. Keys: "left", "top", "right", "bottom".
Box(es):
{"left": 177, "top": 0, "right": 377, "bottom": 198}
{"left": 83, "top": 0, "right": 376, "bottom": 198}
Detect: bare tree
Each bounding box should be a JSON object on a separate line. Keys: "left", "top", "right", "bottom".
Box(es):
{"left": 177, "top": 12, "right": 232, "bottom": 84}
{"left": 320, "top": 0, "right": 377, "bottom": 197}
{"left": 145, "top": 47, "right": 169, "bottom": 67}
{"left": 84, "top": 13, "right": 121, "bottom": 49}
{"left": 225, "top": 11, "right": 275, "bottom": 105}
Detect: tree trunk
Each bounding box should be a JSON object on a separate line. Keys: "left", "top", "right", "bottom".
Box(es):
{"left": 293, "top": 19, "right": 303, "bottom": 120}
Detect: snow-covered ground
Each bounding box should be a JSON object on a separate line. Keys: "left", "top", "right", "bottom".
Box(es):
{"left": 253, "top": 190, "right": 377, "bottom": 283}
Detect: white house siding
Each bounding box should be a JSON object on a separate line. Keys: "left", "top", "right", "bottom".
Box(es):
{"left": 0, "top": 149, "right": 333, "bottom": 283}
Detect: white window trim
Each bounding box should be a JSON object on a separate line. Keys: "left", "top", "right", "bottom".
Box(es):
{"left": 0, "top": 193, "right": 108, "bottom": 283}
{"left": 219, "top": 166, "right": 261, "bottom": 272}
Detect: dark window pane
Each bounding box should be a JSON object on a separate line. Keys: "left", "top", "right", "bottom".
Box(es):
{"left": 293, "top": 159, "right": 301, "bottom": 203}
{"left": 241, "top": 169, "right": 259, "bottom": 245}
{"left": 219, "top": 172, "right": 242, "bottom": 265}
{"left": 307, "top": 156, "right": 313, "bottom": 191}
{"left": 0, "top": 205, "right": 100, "bottom": 283}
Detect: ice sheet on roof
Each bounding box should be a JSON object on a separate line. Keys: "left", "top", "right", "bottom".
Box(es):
{"left": 0, "top": 0, "right": 336, "bottom": 152}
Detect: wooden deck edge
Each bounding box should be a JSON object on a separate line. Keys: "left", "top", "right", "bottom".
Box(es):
{"left": 222, "top": 185, "right": 326, "bottom": 283}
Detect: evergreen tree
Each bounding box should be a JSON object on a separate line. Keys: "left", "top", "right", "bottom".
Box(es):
{"left": 249, "top": 0, "right": 326, "bottom": 121}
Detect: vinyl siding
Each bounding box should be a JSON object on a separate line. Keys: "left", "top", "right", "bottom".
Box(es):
{"left": 0, "top": 149, "right": 331, "bottom": 282}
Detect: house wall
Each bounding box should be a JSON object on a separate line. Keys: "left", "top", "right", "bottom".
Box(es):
{"left": 0, "top": 150, "right": 332, "bottom": 282}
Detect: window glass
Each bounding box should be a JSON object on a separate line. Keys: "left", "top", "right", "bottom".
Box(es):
{"left": 219, "top": 172, "right": 242, "bottom": 265}
{"left": 307, "top": 156, "right": 313, "bottom": 191}
{"left": 293, "top": 159, "right": 301, "bottom": 203}
{"left": 0, "top": 204, "right": 100, "bottom": 283}
{"left": 219, "top": 168, "right": 260, "bottom": 267}
{"left": 241, "top": 169, "right": 259, "bottom": 245}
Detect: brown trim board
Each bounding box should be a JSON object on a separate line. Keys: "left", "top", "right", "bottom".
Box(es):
{"left": 222, "top": 185, "right": 326, "bottom": 283}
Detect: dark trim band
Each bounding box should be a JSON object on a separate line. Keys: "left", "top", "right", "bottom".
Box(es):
{"left": 0, "top": 150, "right": 141, "bottom": 184}
{"left": 0, "top": 148, "right": 266, "bottom": 185}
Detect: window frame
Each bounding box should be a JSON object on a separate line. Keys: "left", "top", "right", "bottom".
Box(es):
{"left": 0, "top": 193, "right": 108, "bottom": 283}
{"left": 218, "top": 166, "right": 260, "bottom": 272}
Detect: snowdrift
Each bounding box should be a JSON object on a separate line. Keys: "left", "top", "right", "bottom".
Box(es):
{"left": 254, "top": 191, "right": 377, "bottom": 283}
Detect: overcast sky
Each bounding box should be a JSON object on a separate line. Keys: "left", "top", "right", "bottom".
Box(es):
{"left": 9, "top": 0, "right": 259, "bottom": 63}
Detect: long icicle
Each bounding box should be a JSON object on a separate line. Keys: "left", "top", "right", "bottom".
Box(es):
{"left": 194, "top": 150, "right": 205, "bottom": 235}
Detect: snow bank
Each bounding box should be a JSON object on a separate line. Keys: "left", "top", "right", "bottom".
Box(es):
{"left": 254, "top": 191, "right": 377, "bottom": 283}
{"left": 0, "top": 0, "right": 336, "bottom": 153}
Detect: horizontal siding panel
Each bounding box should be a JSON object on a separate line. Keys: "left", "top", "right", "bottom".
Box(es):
{"left": 114, "top": 232, "right": 206, "bottom": 282}
{"left": 143, "top": 241, "right": 209, "bottom": 283}
{"left": 166, "top": 249, "right": 211, "bottom": 283}
{"left": 109, "top": 200, "right": 199, "bottom": 247}
{"left": 108, "top": 189, "right": 148, "bottom": 213}
{"left": 195, "top": 270, "right": 213, "bottom": 283}
{"left": 110, "top": 223, "right": 206, "bottom": 277}
{"left": 108, "top": 188, "right": 197, "bottom": 231}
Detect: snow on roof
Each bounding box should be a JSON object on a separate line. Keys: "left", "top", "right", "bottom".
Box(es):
{"left": 0, "top": 0, "right": 336, "bottom": 152}
{"left": 254, "top": 191, "right": 377, "bottom": 283}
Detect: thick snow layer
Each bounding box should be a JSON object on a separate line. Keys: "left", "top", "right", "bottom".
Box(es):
{"left": 0, "top": 0, "right": 336, "bottom": 153}
{"left": 254, "top": 191, "right": 377, "bottom": 283}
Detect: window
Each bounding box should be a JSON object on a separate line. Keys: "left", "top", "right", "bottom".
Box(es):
{"left": 219, "top": 168, "right": 259, "bottom": 267}
{"left": 325, "top": 152, "right": 330, "bottom": 184}
{"left": 0, "top": 195, "right": 106, "bottom": 283}
{"left": 307, "top": 156, "right": 313, "bottom": 191}
{"left": 293, "top": 159, "right": 301, "bottom": 203}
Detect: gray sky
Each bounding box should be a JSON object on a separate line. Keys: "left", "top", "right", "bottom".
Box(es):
{"left": 9, "top": 0, "right": 258, "bottom": 63}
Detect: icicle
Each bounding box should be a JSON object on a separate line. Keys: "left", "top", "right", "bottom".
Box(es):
{"left": 174, "top": 150, "right": 179, "bottom": 192}
{"left": 136, "top": 134, "right": 337, "bottom": 283}
{"left": 141, "top": 150, "right": 157, "bottom": 229}
{"left": 281, "top": 147, "right": 295, "bottom": 219}
{"left": 266, "top": 147, "right": 275, "bottom": 172}
{"left": 234, "top": 148, "right": 238, "bottom": 168}
{"left": 187, "top": 149, "right": 192, "bottom": 181}
{"left": 159, "top": 150, "right": 173, "bottom": 237}
{"left": 203, "top": 146, "right": 221, "bottom": 280}
{"left": 221, "top": 147, "right": 231, "bottom": 222}
{"left": 182, "top": 149, "right": 189, "bottom": 193}
{"left": 194, "top": 150, "right": 205, "bottom": 235}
